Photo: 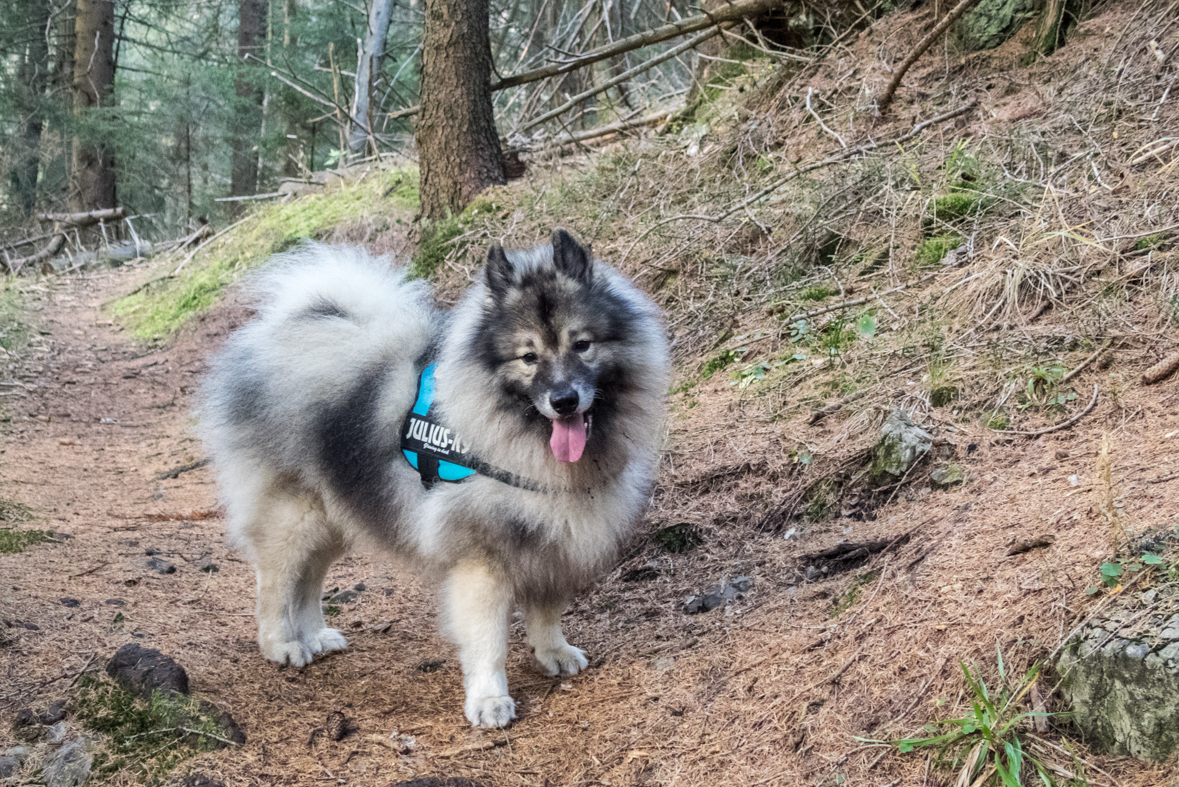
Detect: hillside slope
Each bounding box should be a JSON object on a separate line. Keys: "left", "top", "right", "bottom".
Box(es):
{"left": 2, "top": 2, "right": 1178, "bottom": 785}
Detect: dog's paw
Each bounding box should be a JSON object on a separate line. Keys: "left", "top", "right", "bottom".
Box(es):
{"left": 464, "top": 695, "right": 517, "bottom": 728}
{"left": 533, "top": 643, "right": 588, "bottom": 677}
{"left": 308, "top": 628, "right": 348, "bottom": 655}
{"left": 261, "top": 638, "right": 315, "bottom": 668}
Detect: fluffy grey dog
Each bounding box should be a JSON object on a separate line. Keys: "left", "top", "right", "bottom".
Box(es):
{"left": 200, "top": 229, "right": 669, "bottom": 728}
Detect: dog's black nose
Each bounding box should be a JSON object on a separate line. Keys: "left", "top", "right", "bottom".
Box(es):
{"left": 550, "top": 390, "right": 579, "bottom": 416}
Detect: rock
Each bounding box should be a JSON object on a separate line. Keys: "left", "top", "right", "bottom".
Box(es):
{"left": 1059, "top": 596, "right": 1179, "bottom": 760}
{"left": 329, "top": 590, "right": 359, "bottom": 604}
{"left": 104, "top": 599, "right": 124, "bottom": 606}
{"left": 871, "top": 409, "right": 932, "bottom": 478}
{"left": 930, "top": 465, "right": 965, "bottom": 489}
{"left": 47, "top": 720, "right": 70, "bottom": 744}
{"left": 175, "top": 777, "right": 225, "bottom": 787}
{"left": 353, "top": 583, "right": 366, "bottom": 592}
{"left": 5, "top": 746, "right": 29, "bottom": 763}
{"left": 42, "top": 737, "right": 95, "bottom": 787}
{"left": 12, "top": 708, "right": 42, "bottom": 741}
{"left": 40, "top": 700, "right": 68, "bottom": 725}
{"left": 196, "top": 556, "right": 218, "bottom": 573}
{"left": 956, "top": 0, "right": 1037, "bottom": 50}
{"left": 685, "top": 578, "right": 750, "bottom": 614}
{"left": 59, "top": 598, "right": 81, "bottom": 608}
{"left": 805, "top": 566, "right": 823, "bottom": 582}
{"left": 106, "top": 644, "right": 190, "bottom": 697}
{"left": 142, "top": 557, "right": 176, "bottom": 574}
{"left": 1055, "top": 449, "right": 1069, "bottom": 460}
{"left": 0, "top": 755, "right": 20, "bottom": 779}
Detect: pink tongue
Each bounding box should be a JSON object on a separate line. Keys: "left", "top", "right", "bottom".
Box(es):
{"left": 549, "top": 413, "right": 587, "bottom": 463}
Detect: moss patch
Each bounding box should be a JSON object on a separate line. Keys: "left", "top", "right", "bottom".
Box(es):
{"left": 73, "top": 677, "right": 230, "bottom": 784}
{"left": 112, "top": 168, "right": 419, "bottom": 339}
{"left": 0, "top": 286, "right": 31, "bottom": 353}
{"left": 831, "top": 571, "right": 878, "bottom": 617}
{"left": 702, "top": 349, "right": 742, "bottom": 379}
{"left": 912, "top": 235, "right": 963, "bottom": 268}
{"left": 652, "top": 522, "right": 701, "bottom": 554}
{"left": 0, "top": 528, "right": 53, "bottom": 554}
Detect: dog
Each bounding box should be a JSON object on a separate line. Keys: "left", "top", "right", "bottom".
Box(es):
{"left": 200, "top": 229, "right": 669, "bottom": 728}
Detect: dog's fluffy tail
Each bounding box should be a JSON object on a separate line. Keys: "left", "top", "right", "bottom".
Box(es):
{"left": 200, "top": 242, "right": 436, "bottom": 550}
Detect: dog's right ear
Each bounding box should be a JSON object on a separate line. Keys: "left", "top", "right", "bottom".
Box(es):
{"left": 485, "top": 244, "right": 513, "bottom": 301}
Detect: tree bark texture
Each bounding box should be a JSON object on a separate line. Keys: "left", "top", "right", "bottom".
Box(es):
{"left": 417, "top": 0, "right": 505, "bottom": 220}
{"left": 12, "top": 0, "right": 52, "bottom": 216}
{"left": 349, "top": 0, "right": 395, "bottom": 154}
{"left": 280, "top": 0, "right": 302, "bottom": 178}
{"left": 71, "top": 0, "right": 117, "bottom": 212}
{"left": 231, "top": 0, "right": 267, "bottom": 201}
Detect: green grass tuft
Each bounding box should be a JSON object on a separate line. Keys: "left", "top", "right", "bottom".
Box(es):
{"left": 112, "top": 168, "right": 419, "bottom": 339}
{"left": 1135, "top": 233, "right": 1166, "bottom": 251}
{"left": 800, "top": 285, "right": 838, "bottom": 302}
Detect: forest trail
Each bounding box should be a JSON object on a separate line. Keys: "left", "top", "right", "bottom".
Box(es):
{"left": 3, "top": 242, "right": 1178, "bottom": 787}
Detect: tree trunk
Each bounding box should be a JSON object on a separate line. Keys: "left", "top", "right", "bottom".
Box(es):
{"left": 230, "top": 0, "right": 267, "bottom": 203}
{"left": 417, "top": 0, "right": 505, "bottom": 220}
{"left": 349, "top": 0, "right": 395, "bottom": 155}
{"left": 12, "top": 0, "right": 52, "bottom": 216}
{"left": 280, "top": 0, "right": 303, "bottom": 178}
{"left": 71, "top": 0, "right": 117, "bottom": 213}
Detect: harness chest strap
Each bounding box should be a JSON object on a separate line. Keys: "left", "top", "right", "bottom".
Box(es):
{"left": 399, "top": 364, "right": 547, "bottom": 493}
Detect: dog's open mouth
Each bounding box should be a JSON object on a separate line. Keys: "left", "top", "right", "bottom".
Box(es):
{"left": 549, "top": 412, "right": 590, "bottom": 463}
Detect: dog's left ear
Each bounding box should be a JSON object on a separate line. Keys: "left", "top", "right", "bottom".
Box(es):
{"left": 552, "top": 229, "right": 592, "bottom": 285}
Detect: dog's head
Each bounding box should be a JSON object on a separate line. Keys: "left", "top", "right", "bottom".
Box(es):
{"left": 475, "top": 229, "right": 639, "bottom": 463}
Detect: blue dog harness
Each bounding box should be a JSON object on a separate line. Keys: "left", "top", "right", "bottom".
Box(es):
{"left": 400, "top": 364, "right": 545, "bottom": 492}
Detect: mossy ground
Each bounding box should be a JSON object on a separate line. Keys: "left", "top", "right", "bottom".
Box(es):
{"left": 73, "top": 677, "right": 228, "bottom": 784}
{"left": 409, "top": 195, "right": 500, "bottom": 280}
{"left": 0, "top": 499, "right": 51, "bottom": 554}
{"left": 0, "top": 284, "right": 30, "bottom": 352}
{"left": 111, "top": 168, "right": 419, "bottom": 339}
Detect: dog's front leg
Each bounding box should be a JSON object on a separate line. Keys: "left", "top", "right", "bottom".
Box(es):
{"left": 444, "top": 561, "right": 516, "bottom": 728}
{"left": 524, "top": 602, "right": 588, "bottom": 676}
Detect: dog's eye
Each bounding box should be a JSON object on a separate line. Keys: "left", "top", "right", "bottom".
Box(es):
{"left": 573, "top": 340, "right": 591, "bottom": 353}
{"left": 521, "top": 352, "right": 539, "bottom": 365}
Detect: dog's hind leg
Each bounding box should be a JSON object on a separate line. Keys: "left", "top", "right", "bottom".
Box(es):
{"left": 443, "top": 561, "right": 516, "bottom": 728}
{"left": 248, "top": 493, "right": 348, "bottom": 667}
{"left": 524, "top": 601, "right": 588, "bottom": 677}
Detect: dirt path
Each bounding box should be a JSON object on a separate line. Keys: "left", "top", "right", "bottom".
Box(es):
{"left": 2, "top": 260, "right": 1176, "bottom": 787}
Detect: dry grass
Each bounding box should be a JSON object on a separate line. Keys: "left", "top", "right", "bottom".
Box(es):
{"left": 3, "top": 2, "right": 1179, "bottom": 786}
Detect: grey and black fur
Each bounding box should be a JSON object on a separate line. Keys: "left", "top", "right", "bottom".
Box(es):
{"left": 200, "top": 230, "right": 670, "bottom": 728}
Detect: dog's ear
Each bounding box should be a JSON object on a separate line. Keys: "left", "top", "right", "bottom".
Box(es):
{"left": 485, "top": 244, "right": 513, "bottom": 301}
{"left": 552, "top": 229, "right": 592, "bottom": 285}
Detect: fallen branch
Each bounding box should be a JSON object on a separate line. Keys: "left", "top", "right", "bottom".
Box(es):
{"left": 520, "top": 26, "right": 726, "bottom": 134}
{"left": 1059, "top": 339, "right": 1111, "bottom": 386}
{"left": 213, "top": 192, "right": 285, "bottom": 203}
{"left": 624, "top": 99, "right": 978, "bottom": 259}
{"left": 1, "top": 229, "right": 65, "bottom": 251}
{"left": 509, "top": 107, "right": 676, "bottom": 152}
{"left": 1141, "top": 348, "right": 1179, "bottom": 385}
{"left": 991, "top": 384, "right": 1099, "bottom": 437}
{"left": 4, "top": 232, "right": 65, "bottom": 273}
{"left": 386, "top": 0, "right": 783, "bottom": 121}
{"left": 782, "top": 265, "right": 954, "bottom": 323}
{"left": 154, "top": 458, "right": 210, "bottom": 480}
{"left": 172, "top": 213, "right": 257, "bottom": 277}
{"left": 876, "top": 0, "right": 985, "bottom": 113}
{"left": 37, "top": 207, "right": 127, "bottom": 227}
